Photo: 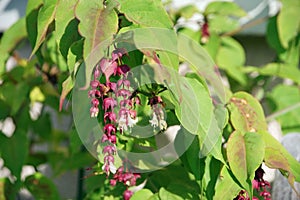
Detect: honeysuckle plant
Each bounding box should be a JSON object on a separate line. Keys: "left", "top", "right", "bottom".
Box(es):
{"left": 0, "top": 0, "right": 299, "bottom": 200}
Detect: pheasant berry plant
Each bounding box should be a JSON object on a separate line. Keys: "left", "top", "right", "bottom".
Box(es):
{"left": 88, "top": 48, "right": 145, "bottom": 198}
{"left": 1, "top": 0, "right": 300, "bottom": 200}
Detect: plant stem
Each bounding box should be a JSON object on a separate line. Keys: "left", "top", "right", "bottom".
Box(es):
{"left": 266, "top": 102, "right": 300, "bottom": 122}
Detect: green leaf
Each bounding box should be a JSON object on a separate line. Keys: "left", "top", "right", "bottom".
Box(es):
{"left": 266, "top": 16, "right": 285, "bottom": 55}
{"left": 159, "top": 187, "right": 183, "bottom": 200}
{"left": 0, "top": 100, "right": 10, "bottom": 120}
{"left": 131, "top": 189, "right": 154, "bottom": 200}
{"left": 25, "top": 172, "right": 60, "bottom": 200}
{"left": 67, "top": 39, "right": 83, "bottom": 73}
{"left": 216, "top": 37, "right": 247, "bottom": 85}
{"left": 259, "top": 131, "right": 300, "bottom": 183}
{"left": 228, "top": 92, "right": 268, "bottom": 133}
{"left": 0, "top": 130, "right": 28, "bottom": 179}
{"left": 227, "top": 131, "right": 265, "bottom": 195}
{"left": 58, "top": 18, "right": 81, "bottom": 60}
{"left": 55, "top": 0, "right": 77, "bottom": 46}
{"left": 204, "top": 2, "right": 246, "bottom": 17}
{"left": 0, "top": 17, "right": 27, "bottom": 74}
{"left": 267, "top": 85, "right": 300, "bottom": 133}
{"left": 118, "top": 0, "right": 173, "bottom": 28}
{"left": 208, "top": 15, "right": 240, "bottom": 34}
{"left": 176, "top": 5, "right": 199, "bottom": 19}
{"left": 277, "top": 0, "right": 300, "bottom": 48}
{"left": 245, "top": 63, "right": 300, "bottom": 85}
{"left": 175, "top": 77, "right": 213, "bottom": 135}
{"left": 0, "top": 83, "right": 30, "bottom": 115}
{"left": 31, "top": 0, "right": 59, "bottom": 57}
{"left": 214, "top": 167, "right": 241, "bottom": 200}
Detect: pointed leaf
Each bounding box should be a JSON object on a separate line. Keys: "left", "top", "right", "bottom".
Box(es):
{"left": 118, "top": 0, "right": 173, "bottom": 28}
{"left": 131, "top": 189, "right": 154, "bottom": 200}
{"left": 227, "top": 131, "right": 265, "bottom": 194}
{"left": 260, "top": 131, "right": 300, "bottom": 182}
{"left": 31, "top": 0, "right": 59, "bottom": 57}
{"left": 214, "top": 167, "right": 241, "bottom": 200}
{"left": 277, "top": 0, "right": 300, "bottom": 48}
{"left": 205, "top": 1, "right": 246, "bottom": 17}
{"left": 228, "top": 92, "right": 268, "bottom": 133}
{"left": 0, "top": 17, "right": 27, "bottom": 74}
{"left": 75, "top": 0, "right": 118, "bottom": 87}
{"left": 55, "top": 0, "right": 77, "bottom": 46}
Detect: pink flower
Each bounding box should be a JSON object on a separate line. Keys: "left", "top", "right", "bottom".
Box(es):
{"left": 91, "top": 98, "right": 99, "bottom": 107}
{"left": 102, "top": 145, "right": 116, "bottom": 154}
{"left": 88, "top": 89, "right": 101, "bottom": 98}
{"left": 99, "top": 58, "right": 118, "bottom": 82}
{"left": 104, "top": 112, "right": 117, "bottom": 123}
{"left": 117, "top": 79, "right": 131, "bottom": 88}
{"left": 117, "top": 89, "right": 132, "bottom": 98}
{"left": 90, "top": 106, "right": 99, "bottom": 117}
{"left": 90, "top": 80, "right": 100, "bottom": 89}
{"left": 101, "top": 134, "right": 116, "bottom": 144}
{"left": 115, "top": 65, "right": 130, "bottom": 76}
{"left": 103, "top": 97, "right": 117, "bottom": 111}
{"left": 104, "top": 124, "right": 116, "bottom": 135}
{"left": 123, "top": 190, "right": 133, "bottom": 200}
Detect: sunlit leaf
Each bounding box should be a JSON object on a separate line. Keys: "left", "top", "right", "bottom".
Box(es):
{"left": 227, "top": 131, "right": 265, "bottom": 195}
{"left": 159, "top": 187, "right": 183, "bottom": 200}
{"left": 214, "top": 167, "right": 241, "bottom": 200}
{"left": 0, "top": 18, "right": 27, "bottom": 74}
{"left": 228, "top": 92, "right": 268, "bottom": 133}
{"left": 31, "top": 0, "right": 59, "bottom": 57}
{"left": 260, "top": 131, "right": 300, "bottom": 183}
{"left": 131, "top": 189, "right": 153, "bottom": 200}
{"left": 267, "top": 85, "right": 300, "bottom": 133}
{"left": 277, "top": 0, "right": 300, "bottom": 48}
{"left": 216, "top": 37, "right": 247, "bottom": 85}
{"left": 204, "top": 2, "right": 246, "bottom": 17}
{"left": 118, "top": 0, "right": 173, "bottom": 28}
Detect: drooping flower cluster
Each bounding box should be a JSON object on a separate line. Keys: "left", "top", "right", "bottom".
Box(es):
{"left": 110, "top": 166, "right": 141, "bottom": 200}
{"left": 252, "top": 166, "right": 271, "bottom": 200}
{"left": 234, "top": 165, "right": 271, "bottom": 200}
{"left": 88, "top": 48, "right": 141, "bottom": 199}
{"left": 148, "top": 96, "right": 167, "bottom": 131}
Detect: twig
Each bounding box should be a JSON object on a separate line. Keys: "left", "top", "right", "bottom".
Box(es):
{"left": 266, "top": 102, "right": 300, "bottom": 122}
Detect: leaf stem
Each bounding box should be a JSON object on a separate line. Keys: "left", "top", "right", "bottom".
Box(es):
{"left": 266, "top": 102, "right": 300, "bottom": 122}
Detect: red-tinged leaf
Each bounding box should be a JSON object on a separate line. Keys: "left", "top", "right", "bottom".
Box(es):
{"left": 228, "top": 92, "right": 268, "bottom": 133}
{"left": 227, "top": 131, "right": 265, "bottom": 195}
{"left": 75, "top": 0, "right": 118, "bottom": 88}
{"left": 260, "top": 131, "right": 300, "bottom": 183}
{"left": 30, "top": 0, "right": 59, "bottom": 57}
{"left": 59, "top": 75, "right": 74, "bottom": 111}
